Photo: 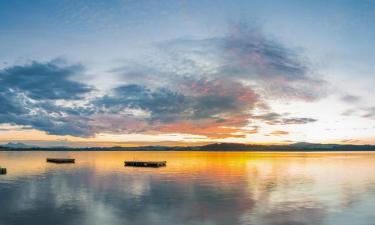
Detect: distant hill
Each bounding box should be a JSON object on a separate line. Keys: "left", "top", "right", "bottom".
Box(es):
{"left": 1, "top": 142, "right": 35, "bottom": 149}
{"left": 0, "top": 142, "right": 374, "bottom": 151}
{"left": 197, "top": 143, "right": 375, "bottom": 151}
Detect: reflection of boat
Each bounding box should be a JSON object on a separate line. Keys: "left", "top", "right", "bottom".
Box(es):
{"left": 0, "top": 167, "right": 6, "bottom": 175}
{"left": 125, "top": 161, "right": 166, "bottom": 168}
{"left": 46, "top": 158, "right": 75, "bottom": 164}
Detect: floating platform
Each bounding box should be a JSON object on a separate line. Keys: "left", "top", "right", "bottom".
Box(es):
{"left": 0, "top": 167, "right": 6, "bottom": 175}
{"left": 46, "top": 158, "right": 75, "bottom": 164}
{"left": 125, "top": 161, "right": 166, "bottom": 168}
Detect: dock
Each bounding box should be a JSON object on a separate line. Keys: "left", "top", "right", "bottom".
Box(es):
{"left": 0, "top": 167, "right": 6, "bottom": 175}
{"left": 125, "top": 161, "right": 166, "bottom": 168}
{"left": 47, "top": 158, "right": 75, "bottom": 164}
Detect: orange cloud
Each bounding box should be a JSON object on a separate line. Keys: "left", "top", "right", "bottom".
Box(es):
{"left": 153, "top": 115, "right": 254, "bottom": 139}
{"left": 269, "top": 130, "right": 289, "bottom": 136}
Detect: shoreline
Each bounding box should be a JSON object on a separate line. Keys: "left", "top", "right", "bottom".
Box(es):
{"left": 1, "top": 143, "right": 375, "bottom": 152}
{"left": 1, "top": 149, "right": 375, "bottom": 152}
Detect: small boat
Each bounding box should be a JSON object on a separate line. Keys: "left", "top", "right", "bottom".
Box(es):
{"left": 0, "top": 167, "right": 7, "bottom": 175}
{"left": 124, "top": 161, "right": 166, "bottom": 168}
{"left": 46, "top": 158, "right": 75, "bottom": 164}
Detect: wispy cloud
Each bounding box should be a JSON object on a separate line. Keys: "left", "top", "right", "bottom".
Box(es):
{"left": 251, "top": 113, "right": 317, "bottom": 125}
{"left": 362, "top": 107, "right": 375, "bottom": 119}
{"left": 156, "top": 23, "right": 327, "bottom": 101}
{"left": 268, "top": 130, "right": 289, "bottom": 136}
{"left": 341, "top": 94, "right": 361, "bottom": 103}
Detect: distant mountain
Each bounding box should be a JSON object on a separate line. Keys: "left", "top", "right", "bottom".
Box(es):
{"left": 1, "top": 142, "right": 35, "bottom": 149}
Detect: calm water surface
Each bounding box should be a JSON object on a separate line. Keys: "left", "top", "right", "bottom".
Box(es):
{"left": 1, "top": 151, "right": 375, "bottom": 225}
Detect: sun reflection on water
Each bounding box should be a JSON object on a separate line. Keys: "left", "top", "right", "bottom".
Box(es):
{"left": 1, "top": 151, "right": 375, "bottom": 225}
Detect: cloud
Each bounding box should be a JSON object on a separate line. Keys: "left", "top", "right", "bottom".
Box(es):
{"left": 252, "top": 113, "right": 317, "bottom": 125}
{"left": 95, "top": 84, "right": 189, "bottom": 123}
{"left": 341, "top": 95, "right": 361, "bottom": 103}
{"left": 341, "top": 106, "right": 375, "bottom": 120}
{"left": 0, "top": 61, "right": 93, "bottom": 100}
{"left": 0, "top": 60, "right": 95, "bottom": 137}
{"left": 362, "top": 107, "right": 375, "bottom": 119}
{"left": 156, "top": 23, "right": 326, "bottom": 101}
{"left": 0, "top": 99, "right": 95, "bottom": 137}
{"left": 341, "top": 109, "right": 356, "bottom": 116}
{"left": 93, "top": 79, "right": 261, "bottom": 138}
{"left": 269, "top": 130, "right": 289, "bottom": 136}
{"left": 0, "top": 91, "right": 27, "bottom": 115}
{"left": 282, "top": 117, "right": 317, "bottom": 124}
{"left": 89, "top": 24, "right": 324, "bottom": 138}
{"left": 341, "top": 139, "right": 361, "bottom": 144}
{"left": 223, "top": 24, "right": 314, "bottom": 82}
{"left": 0, "top": 24, "right": 326, "bottom": 139}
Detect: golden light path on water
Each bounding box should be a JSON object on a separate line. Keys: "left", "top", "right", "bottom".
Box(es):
{"left": 1, "top": 151, "right": 375, "bottom": 225}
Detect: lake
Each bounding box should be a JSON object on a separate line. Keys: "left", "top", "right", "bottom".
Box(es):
{"left": 1, "top": 151, "right": 375, "bottom": 225}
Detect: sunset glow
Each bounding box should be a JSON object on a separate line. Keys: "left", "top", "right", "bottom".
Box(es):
{"left": 0, "top": 1, "right": 374, "bottom": 147}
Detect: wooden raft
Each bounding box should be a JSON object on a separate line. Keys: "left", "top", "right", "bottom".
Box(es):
{"left": 0, "top": 167, "right": 7, "bottom": 175}
{"left": 46, "top": 158, "right": 75, "bottom": 164}
{"left": 124, "top": 161, "right": 166, "bottom": 168}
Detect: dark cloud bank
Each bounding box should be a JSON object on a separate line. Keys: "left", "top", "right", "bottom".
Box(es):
{"left": 0, "top": 25, "right": 324, "bottom": 138}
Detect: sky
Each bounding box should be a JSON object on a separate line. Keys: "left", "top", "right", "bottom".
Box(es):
{"left": 0, "top": 0, "right": 374, "bottom": 147}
